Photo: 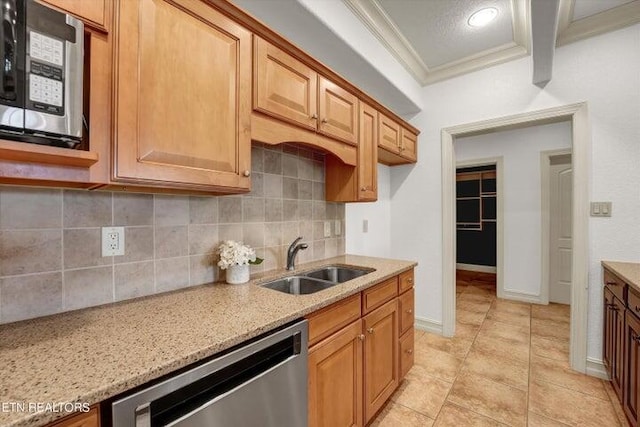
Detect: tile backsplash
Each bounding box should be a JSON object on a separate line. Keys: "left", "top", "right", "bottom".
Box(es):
{"left": 0, "top": 144, "right": 345, "bottom": 324}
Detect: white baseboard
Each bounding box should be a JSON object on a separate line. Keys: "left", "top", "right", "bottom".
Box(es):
{"left": 456, "top": 263, "right": 497, "bottom": 273}
{"left": 415, "top": 316, "right": 443, "bottom": 335}
{"left": 586, "top": 357, "right": 609, "bottom": 380}
{"left": 499, "top": 289, "right": 543, "bottom": 304}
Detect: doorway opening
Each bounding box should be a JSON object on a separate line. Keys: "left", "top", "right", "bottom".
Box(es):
{"left": 441, "top": 103, "right": 590, "bottom": 373}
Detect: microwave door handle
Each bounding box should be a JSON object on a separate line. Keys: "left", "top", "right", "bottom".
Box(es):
{"left": 0, "top": 0, "right": 18, "bottom": 102}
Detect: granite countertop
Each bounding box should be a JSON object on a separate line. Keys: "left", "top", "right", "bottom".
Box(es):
{"left": 602, "top": 260, "right": 640, "bottom": 291}
{"left": 0, "top": 254, "right": 416, "bottom": 427}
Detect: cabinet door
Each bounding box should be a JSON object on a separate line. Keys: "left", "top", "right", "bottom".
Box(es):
{"left": 114, "top": 0, "right": 251, "bottom": 190}
{"left": 604, "top": 288, "right": 614, "bottom": 377}
{"left": 625, "top": 310, "right": 640, "bottom": 425}
{"left": 308, "top": 320, "right": 363, "bottom": 427}
{"left": 253, "top": 37, "right": 318, "bottom": 131}
{"left": 378, "top": 114, "right": 400, "bottom": 154}
{"left": 400, "top": 127, "right": 417, "bottom": 161}
{"left": 318, "top": 77, "right": 358, "bottom": 144}
{"left": 358, "top": 102, "right": 377, "bottom": 201}
{"left": 363, "top": 299, "right": 399, "bottom": 423}
{"left": 612, "top": 294, "right": 625, "bottom": 399}
{"left": 399, "top": 327, "right": 415, "bottom": 380}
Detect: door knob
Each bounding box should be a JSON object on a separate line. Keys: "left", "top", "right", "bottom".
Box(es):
{"left": 406, "top": 349, "right": 413, "bottom": 354}
{"left": 367, "top": 328, "right": 374, "bottom": 334}
{"left": 242, "top": 170, "right": 251, "bottom": 177}
{"left": 406, "top": 309, "right": 413, "bottom": 314}
{"left": 321, "top": 118, "right": 328, "bottom": 123}
{"left": 311, "top": 114, "right": 317, "bottom": 120}
{"left": 358, "top": 334, "right": 365, "bottom": 341}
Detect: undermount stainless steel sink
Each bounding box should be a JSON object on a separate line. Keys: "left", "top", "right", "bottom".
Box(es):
{"left": 261, "top": 265, "right": 375, "bottom": 295}
{"left": 261, "top": 276, "right": 337, "bottom": 295}
{"left": 303, "top": 265, "right": 375, "bottom": 283}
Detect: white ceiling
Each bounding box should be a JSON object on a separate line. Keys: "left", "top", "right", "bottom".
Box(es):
{"left": 345, "top": 0, "right": 640, "bottom": 85}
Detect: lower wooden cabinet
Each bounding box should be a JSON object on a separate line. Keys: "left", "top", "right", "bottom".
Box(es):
{"left": 45, "top": 407, "right": 99, "bottom": 427}
{"left": 306, "top": 269, "right": 414, "bottom": 426}
{"left": 604, "top": 287, "right": 625, "bottom": 398}
{"left": 624, "top": 310, "right": 640, "bottom": 425}
{"left": 363, "top": 299, "right": 399, "bottom": 423}
{"left": 603, "top": 265, "right": 640, "bottom": 426}
{"left": 308, "top": 320, "right": 363, "bottom": 427}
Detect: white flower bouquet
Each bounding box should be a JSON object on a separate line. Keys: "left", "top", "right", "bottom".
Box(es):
{"left": 217, "top": 240, "right": 263, "bottom": 270}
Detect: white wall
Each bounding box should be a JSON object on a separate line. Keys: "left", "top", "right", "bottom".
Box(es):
{"left": 389, "top": 24, "right": 640, "bottom": 359}
{"left": 455, "top": 122, "right": 572, "bottom": 299}
{"left": 346, "top": 164, "right": 391, "bottom": 258}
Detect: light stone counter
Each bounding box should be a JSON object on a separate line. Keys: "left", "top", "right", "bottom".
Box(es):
{"left": 602, "top": 260, "right": 640, "bottom": 292}
{"left": 0, "top": 255, "right": 416, "bottom": 427}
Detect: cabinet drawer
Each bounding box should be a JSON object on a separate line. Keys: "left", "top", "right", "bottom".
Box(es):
{"left": 399, "top": 327, "right": 414, "bottom": 380}
{"left": 628, "top": 288, "right": 640, "bottom": 317}
{"left": 362, "top": 277, "right": 398, "bottom": 314}
{"left": 399, "top": 269, "right": 414, "bottom": 293}
{"left": 399, "top": 288, "right": 415, "bottom": 335}
{"left": 604, "top": 269, "right": 626, "bottom": 302}
{"left": 307, "top": 293, "right": 361, "bottom": 347}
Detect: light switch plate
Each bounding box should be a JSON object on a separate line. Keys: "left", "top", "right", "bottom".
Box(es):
{"left": 334, "top": 220, "right": 341, "bottom": 236}
{"left": 590, "top": 202, "right": 612, "bottom": 217}
{"left": 102, "top": 227, "right": 125, "bottom": 256}
{"left": 363, "top": 219, "right": 369, "bottom": 233}
{"left": 323, "top": 221, "right": 331, "bottom": 238}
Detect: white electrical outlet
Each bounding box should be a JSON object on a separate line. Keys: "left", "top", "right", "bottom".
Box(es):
{"left": 323, "top": 221, "right": 332, "bottom": 238}
{"left": 334, "top": 220, "right": 341, "bottom": 236}
{"left": 102, "top": 227, "right": 125, "bottom": 256}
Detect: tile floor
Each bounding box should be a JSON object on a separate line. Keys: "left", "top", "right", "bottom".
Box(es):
{"left": 371, "top": 276, "right": 628, "bottom": 427}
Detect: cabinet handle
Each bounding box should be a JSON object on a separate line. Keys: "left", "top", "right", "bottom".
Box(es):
{"left": 311, "top": 114, "right": 317, "bottom": 120}
{"left": 361, "top": 186, "right": 367, "bottom": 191}
{"left": 408, "top": 278, "right": 413, "bottom": 284}
{"left": 606, "top": 282, "right": 617, "bottom": 286}
{"left": 321, "top": 118, "right": 328, "bottom": 123}
{"left": 635, "top": 306, "right": 640, "bottom": 313}
{"left": 367, "top": 328, "right": 374, "bottom": 334}
{"left": 406, "top": 349, "right": 413, "bottom": 354}
{"left": 242, "top": 170, "right": 251, "bottom": 177}
{"left": 611, "top": 304, "right": 620, "bottom": 312}
{"left": 358, "top": 334, "right": 365, "bottom": 341}
{"left": 406, "top": 309, "right": 413, "bottom": 314}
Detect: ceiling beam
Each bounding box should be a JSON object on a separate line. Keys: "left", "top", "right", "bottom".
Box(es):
{"left": 531, "top": 0, "right": 561, "bottom": 87}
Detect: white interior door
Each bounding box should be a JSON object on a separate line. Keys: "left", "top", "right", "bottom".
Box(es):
{"left": 549, "top": 155, "right": 573, "bottom": 305}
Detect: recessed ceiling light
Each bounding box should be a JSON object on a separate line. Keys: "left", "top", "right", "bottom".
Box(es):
{"left": 468, "top": 7, "right": 498, "bottom": 27}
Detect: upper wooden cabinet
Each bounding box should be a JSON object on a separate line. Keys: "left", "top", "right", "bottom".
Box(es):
{"left": 378, "top": 113, "right": 418, "bottom": 165}
{"left": 253, "top": 36, "right": 317, "bottom": 131}
{"left": 253, "top": 37, "right": 357, "bottom": 145}
{"left": 113, "top": 0, "right": 251, "bottom": 191}
{"left": 39, "top": 0, "right": 109, "bottom": 31}
{"left": 318, "top": 77, "right": 358, "bottom": 144}
{"left": 325, "top": 101, "right": 377, "bottom": 202}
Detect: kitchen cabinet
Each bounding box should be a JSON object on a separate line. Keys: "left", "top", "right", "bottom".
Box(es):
{"left": 603, "top": 264, "right": 640, "bottom": 426}
{"left": 318, "top": 77, "right": 358, "bottom": 144}
{"left": 378, "top": 113, "right": 418, "bottom": 165}
{"left": 253, "top": 36, "right": 317, "bottom": 131}
{"left": 113, "top": 0, "right": 252, "bottom": 192}
{"left": 306, "top": 269, "right": 413, "bottom": 426}
{"left": 253, "top": 37, "right": 357, "bottom": 145}
{"left": 325, "top": 101, "right": 377, "bottom": 202}
{"left": 363, "top": 299, "right": 399, "bottom": 423}
{"left": 40, "top": 0, "right": 109, "bottom": 31}
{"left": 624, "top": 308, "right": 640, "bottom": 425}
{"left": 45, "top": 407, "right": 99, "bottom": 427}
{"left": 308, "top": 320, "right": 363, "bottom": 427}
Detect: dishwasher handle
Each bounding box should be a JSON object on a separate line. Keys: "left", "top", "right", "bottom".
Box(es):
{"left": 134, "top": 403, "right": 150, "bottom": 427}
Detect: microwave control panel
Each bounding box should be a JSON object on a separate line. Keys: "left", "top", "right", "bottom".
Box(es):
{"left": 26, "top": 31, "right": 65, "bottom": 116}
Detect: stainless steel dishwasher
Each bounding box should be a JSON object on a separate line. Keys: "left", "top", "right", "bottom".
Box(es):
{"left": 111, "top": 320, "right": 308, "bottom": 427}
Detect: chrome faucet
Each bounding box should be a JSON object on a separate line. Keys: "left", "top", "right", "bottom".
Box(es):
{"left": 286, "top": 237, "right": 309, "bottom": 270}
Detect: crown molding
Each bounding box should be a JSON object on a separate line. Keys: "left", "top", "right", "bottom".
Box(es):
{"left": 557, "top": 0, "right": 640, "bottom": 46}
{"left": 343, "top": 0, "right": 531, "bottom": 86}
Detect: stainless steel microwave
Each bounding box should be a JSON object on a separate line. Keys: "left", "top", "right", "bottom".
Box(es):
{"left": 0, "top": 0, "right": 83, "bottom": 148}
